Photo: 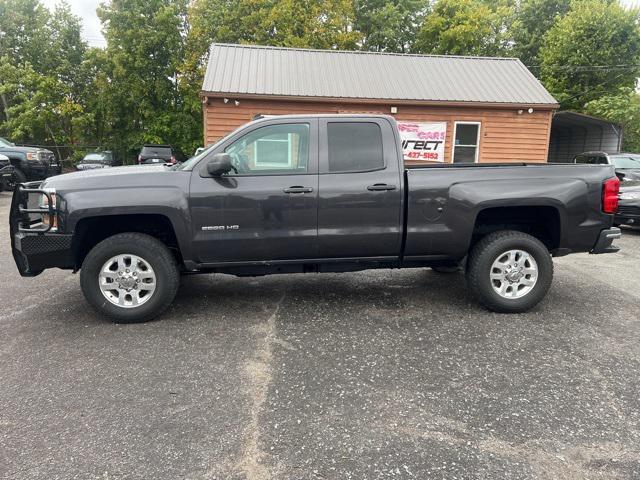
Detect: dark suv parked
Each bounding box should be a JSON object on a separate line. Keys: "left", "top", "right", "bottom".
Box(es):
{"left": 76, "top": 151, "right": 120, "bottom": 171}
{"left": 138, "top": 145, "right": 176, "bottom": 165}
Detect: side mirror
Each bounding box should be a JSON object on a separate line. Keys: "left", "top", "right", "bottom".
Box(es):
{"left": 206, "top": 153, "right": 233, "bottom": 176}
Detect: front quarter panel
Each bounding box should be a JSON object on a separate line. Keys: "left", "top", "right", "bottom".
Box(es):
{"left": 51, "top": 170, "right": 194, "bottom": 262}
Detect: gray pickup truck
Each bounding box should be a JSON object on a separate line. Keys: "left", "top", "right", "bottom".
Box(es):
{"left": 10, "top": 115, "right": 621, "bottom": 323}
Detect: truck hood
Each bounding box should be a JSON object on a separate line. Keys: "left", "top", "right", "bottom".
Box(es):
{"left": 0, "top": 145, "right": 52, "bottom": 154}
{"left": 43, "top": 164, "right": 170, "bottom": 189}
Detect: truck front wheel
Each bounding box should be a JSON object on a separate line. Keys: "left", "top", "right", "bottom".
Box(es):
{"left": 466, "top": 230, "right": 553, "bottom": 313}
{"left": 13, "top": 168, "right": 27, "bottom": 185}
{"left": 80, "top": 233, "right": 180, "bottom": 323}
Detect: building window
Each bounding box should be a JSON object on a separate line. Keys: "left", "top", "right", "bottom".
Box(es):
{"left": 453, "top": 122, "right": 481, "bottom": 163}
{"left": 327, "top": 122, "right": 384, "bottom": 173}
{"left": 255, "top": 133, "right": 292, "bottom": 168}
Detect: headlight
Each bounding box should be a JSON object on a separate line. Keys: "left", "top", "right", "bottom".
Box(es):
{"left": 38, "top": 190, "right": 58, "bottom": 231}
{"left": 26, "top": 152, "right": 37, "bottom": 160}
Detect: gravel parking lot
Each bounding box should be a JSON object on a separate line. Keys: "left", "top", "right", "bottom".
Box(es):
{"left": 1, "top": 190, "right": 639, "bottom": 480}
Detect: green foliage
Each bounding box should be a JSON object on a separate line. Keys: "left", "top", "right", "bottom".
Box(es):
{"left": 539, "top": 0, "right": 640, "bottom": 110}
{"left": 0, "top": 0, "right": 90, "bottom": 150}
{"left": 585, "top": 87, "right": 640, "bottom": 153}
{"left": 414, "top": 0, "right": 516, "bottom": 56}
{"left": 511, "top": 0, "right": 571, "bottom": 67}
{"left": 355, "top": 0, "right": 429, "bottom": 52}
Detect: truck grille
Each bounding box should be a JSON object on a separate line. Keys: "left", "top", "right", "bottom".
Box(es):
{"left": 39, "top": 151, "right": 56, "bottom": 163}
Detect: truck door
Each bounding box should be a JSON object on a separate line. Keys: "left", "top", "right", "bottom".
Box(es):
{"left": 317, "top": 118, "right": 403, "bottom": 258}
{"left": 189, "top": 119, "right": 319, "bottom": 263}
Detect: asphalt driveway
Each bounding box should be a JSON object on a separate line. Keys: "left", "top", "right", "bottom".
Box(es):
{"left": 1, "top": 190, "right": 639, "bottom": 479}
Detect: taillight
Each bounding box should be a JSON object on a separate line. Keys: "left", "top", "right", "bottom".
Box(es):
{"left": 170, "top": 155, "right": 176, "bottom": 164}
{"left": 602, "top": 177, "right": 620, "bottom": 214}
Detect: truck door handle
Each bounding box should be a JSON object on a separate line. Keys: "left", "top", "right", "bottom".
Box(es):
{"left": 283, "top": 186, "right": 313, "bottom": 194}
{"left": 367, "top": 183, "right": 396, "bottom": 191}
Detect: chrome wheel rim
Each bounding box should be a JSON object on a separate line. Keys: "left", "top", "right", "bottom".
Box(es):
{"left": 490, "top": 249, "right": 538, "bottom": 299}
{"left": 99, "top": 254, "right": 156, "bottom": 308}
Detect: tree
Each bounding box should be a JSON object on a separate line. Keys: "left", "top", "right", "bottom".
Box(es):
{"left": 0, "top": 0, "right": 51, "bottom": 71}
{"left": 0, "top": 1, "right": 90, "bottom": 149}
{"left": 585, "top": 87, "right": 640, "bottom": 153}
{"left": 266, "top": 0, "right": 361, "bottom": 49}
{"left": 355, "top": 0, "right": 429, "bottom": 52}
{"left": 413, "top": 0, "right": 516, "bottom": 56}
{"left": 511, "top": 0, "right": 570, "bottom": 67}
{"left": 539, "top": 0, "right": 640, "bottom": 110}
{"left": 96, "top": 0, "right": 200, "bottom": 159}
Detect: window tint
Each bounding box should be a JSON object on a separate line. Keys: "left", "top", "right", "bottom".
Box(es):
{"left": 141, "top": 146, "right": 172, "bottom": 157}
{"left": 327, "top": 122, "right": 384, "bottom": 172}
{"left": 453, "top": 123, "right": 480, "bottom": 163}
{"left": 224, "top": 123, "right": 309, "bottom": 175}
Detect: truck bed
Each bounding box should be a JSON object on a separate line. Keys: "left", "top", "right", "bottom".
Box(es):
{"left": 403, "top": 163, "right": 616, "bottom": 260}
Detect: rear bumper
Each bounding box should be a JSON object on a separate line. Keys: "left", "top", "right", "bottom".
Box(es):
{"left": 590, "top": 227, "right": 621, "bottom": 254}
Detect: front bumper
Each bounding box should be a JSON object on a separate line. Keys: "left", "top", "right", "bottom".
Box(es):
{"left": 591, "top": 227, "right": 621, "bottom": 254}
{"left": 10, "top": 183, "right": 74, "bottom": 276}
{"left": 12, "top": 232, "right": 74, "bottom": 276}
{"left": 0, "top": 165, "right": 14, "bottom": 189}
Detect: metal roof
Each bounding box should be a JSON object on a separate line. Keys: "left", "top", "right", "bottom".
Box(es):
{"left": 202, "top": 43, "right": 558, "bottom": 106}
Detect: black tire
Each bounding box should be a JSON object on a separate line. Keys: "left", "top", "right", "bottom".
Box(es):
{"left": 466, "top": 230, "right": 553, "bottom": 313}
{"left": 12, "top": 168, "right": 27, "bottom": 186}
{"left": 80, "top": 233, "right": 179, "bottom": 323}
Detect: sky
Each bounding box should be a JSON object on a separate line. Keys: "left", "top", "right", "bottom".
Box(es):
{"left": 41, "top": 0, "right": 640, "bottom": 50}
{"left": 41, "top": 0, "right": 106, "bottom": 48}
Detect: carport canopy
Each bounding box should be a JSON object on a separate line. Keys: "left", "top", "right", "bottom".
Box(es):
{"left": 549, "top": 111, "right": 622, "bottom": 163}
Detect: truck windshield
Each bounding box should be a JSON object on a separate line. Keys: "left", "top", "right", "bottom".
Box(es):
{"left": 174, "top": 128, "right": 241, "bottom": 171}
{"left": 611, "top": 155, "right": 640, "bottom": 168}
{"left": 0, "top": 137, "right": 15, "bottom": 147}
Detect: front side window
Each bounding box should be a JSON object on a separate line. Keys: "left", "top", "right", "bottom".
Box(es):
{"left": 327, "top": 122, "right": 384, "bottom": 173}
{"left": 225, "top": 123, "right": 309, "bottom": 175}
{"left": 453, "top": 122, "right": 480, "bottom": 163}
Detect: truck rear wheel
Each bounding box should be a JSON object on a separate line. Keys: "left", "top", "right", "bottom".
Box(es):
{"left": 80, "top": 233, "right": 179, "bottom": 323}
{"left": 466, "top": 230, "right": 553, "bottom": 313}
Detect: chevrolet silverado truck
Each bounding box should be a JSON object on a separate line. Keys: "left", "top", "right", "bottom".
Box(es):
{"left": 10, "top": 115, "right": 621, "bottom": 323}
{"left": 0, "top": 137, "right": 61, "bottom": 182}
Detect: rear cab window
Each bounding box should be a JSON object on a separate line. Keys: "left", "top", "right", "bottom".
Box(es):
{"left": 325, "top": 122, "right": 385, "bottom": 173}
{"left": 141, "top": 146, "right": 173, "bottom": 157}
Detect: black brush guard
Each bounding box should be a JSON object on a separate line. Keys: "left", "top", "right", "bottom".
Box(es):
{"left": 10, "top": 182, "right": 74, "bottom": 276}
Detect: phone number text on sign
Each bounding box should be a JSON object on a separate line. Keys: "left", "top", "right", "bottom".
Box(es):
{"left": 398, "top": 122, "right": 446, "bottom": 162}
